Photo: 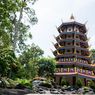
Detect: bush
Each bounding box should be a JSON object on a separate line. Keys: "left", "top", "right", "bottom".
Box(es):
{"left": 15, "top": 78, "right": 32, "bottom": 89}
{"left": 89, "top": 80, "right": 95, "bottom": 89}
{"left": 0, "top": 77, "right": 17, "bottom": 88}
{"left": 61, "top": 79, "right": 69, "bottom": 86}
{"left": 76, "top": 78, "right": 83, "bottom": 88}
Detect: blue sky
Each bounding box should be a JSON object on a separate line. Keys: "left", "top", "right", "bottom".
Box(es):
{"left": 28, "top": 0, "right": 95, "bottom": 57}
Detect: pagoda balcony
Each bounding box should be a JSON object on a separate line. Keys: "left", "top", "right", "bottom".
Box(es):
{"left": 58, "top": 38, "right": 88, "bottom": 45}
{"left": 57, "top": 58, "right": 89, "bottom": 64}
{"left": 57, "top": 46, "right": 90, "bottom": 52}
{"left": 55, "top": 67, "right": 95, "bottom": 79}
{"left": 60, "top": 31, "right": 86, "bottom": 38}
{"left": 56, "top": 54, "right": 91, "bottom": 61}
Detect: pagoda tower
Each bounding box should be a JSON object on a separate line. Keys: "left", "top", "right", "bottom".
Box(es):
{"left": 53, "top": 15, "right": 95, "bottom": 85}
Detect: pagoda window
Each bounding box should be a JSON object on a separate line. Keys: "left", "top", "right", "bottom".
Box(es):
{"left": 66, "top": 42, "right": 72, "bottom": 46}
{"left": 65, "top": 58, "right": 69, "bottom": 61}
{"left": 77, "top": 68, "right": 81, "bottom": 73}
{"left": 70, "top": 68, "right": 74, "bottom": 72}
{"left": 59, "top": 59, "right": 61, "bottom": 62}
{"left": 63, "top": 68, "right": 68, "bottom": 72}
{"left": 64, "top": 28, "right": 66, "bottom": 32}
{"left": 74, "top": 26, "right": 79, "bottom": 32}
{"left": 76, "top": 35, "right": 79, "bottom": 39}
{"left": 82, "top": 70, "right": 86, "bottom": 74}
{"left": 67, "top": 49, "right": 71, "bottom": 53}
{"left": 76, "top": 43, "right": 80, "bottom": 46}
{"left": 67, "top": 35, "right": 72, "bottom": 39}
{"left": 61, "top": 59, "right": 63, "bottom": 62}
{"left": 70, "top": 58, "right": 74, "bottom": 61}
{"left": 67, "top": 27, "right": 73, "bottom": 32}
{"left": 76, "top": 50, "right": 80, "bottom": 54}
{"left": 88, "top": 71, "right": 92, "bottom": 75}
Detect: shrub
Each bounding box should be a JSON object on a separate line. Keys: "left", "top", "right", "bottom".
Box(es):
{"left": 89, "top": 80, "right": 95, "bottom": 89}
{"left": 76, "top": 78, "right": 83, "bottom": 88}
{"left": 61, "top": 79, "right": 69, "bottom": 86}
{"left": 15, "top": 78, "right": 32, "bottom": 89}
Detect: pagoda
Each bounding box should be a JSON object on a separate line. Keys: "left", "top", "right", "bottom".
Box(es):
{"left": 53, "top": 15, "right": 95, "bottom": 85}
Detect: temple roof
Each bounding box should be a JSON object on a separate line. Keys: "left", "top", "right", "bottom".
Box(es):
{"left": 58, "top": 21, "right": 85, "bottom": 27}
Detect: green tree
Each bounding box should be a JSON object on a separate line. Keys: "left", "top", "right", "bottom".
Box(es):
{"left": 0, "top": 48, "right": 20, "bottom": 78}
{"left": 38, "top": 57, "right": 56, "bottom": 78}
{"left": 19, "top": 43, "right": 44, "bottom": 65}
{"left": 0, "top": 0, "right": 38, "bottom": 53}
{"left": 18, "top": 43, "right": 44, "bottom": 79}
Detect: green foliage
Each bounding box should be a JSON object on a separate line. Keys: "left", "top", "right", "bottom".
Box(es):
{"left": 17, "top": 61, "right": 38, "bottom": 79}
{"left": 15, "top": 78, "right": 32, "bottom": 89}
{"left": 15, "top": 78, "right": 30, "bottom": 85}
{"left": 0, "top": 0, "right": 38, "bottom": 53}
{"left": 76, "top": 78, "right": 83, "bottom": 88}
{"left": 19, "top": 43, "right": 44, "bottom": 65}
{"left": 38, "top": 57, "right": 56, "bottom": 78}
{"left": 18, "top": 44, "right": 44, "bottom": 79}
{"left": 61, "top": 79, "right": 69, "bottom": 86}
{"left": 0, "top": 77, "right": 17, "bottom": 88}
{"left": 88, "top": 80, "right": 95, "bottom": 89}
{"left": 0, "top": 48, "right": 20, "bottom": 78}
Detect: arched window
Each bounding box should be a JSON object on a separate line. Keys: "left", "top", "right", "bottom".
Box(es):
{"left": 74, "top": 26, "right": 79, "bottom": 32}
{"left": 67, "top": 27, "right": 73, "bottom": 32}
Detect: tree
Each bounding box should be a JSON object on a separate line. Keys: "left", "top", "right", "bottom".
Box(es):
{"left": 0, "top": 0, "right": 38, "bottom": 53}
{"left": 38, "top": 57, "right": 56, "bottom": 78}
{"left": 0, "top": 48, "right": 20, "bottom": 78}
{"left": 19, "top": 43, "right": 44, "bottom": 65}
{"left": 18, "top": 43, "right": 44, "bottom": 79}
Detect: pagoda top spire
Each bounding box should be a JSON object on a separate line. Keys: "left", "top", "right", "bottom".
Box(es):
{"left": 70, "top": 14, "right": 75, "bottom": 21}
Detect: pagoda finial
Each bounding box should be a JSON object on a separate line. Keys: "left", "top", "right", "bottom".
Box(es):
{"left": 70, "top": 14, "right": 75, "bottom": 21}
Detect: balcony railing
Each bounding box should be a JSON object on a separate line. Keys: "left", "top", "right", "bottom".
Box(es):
{"left": 56, "top": 67, "right": 94, "bottom": 76}
{"left": 58, "top": 58, "right": 88, "bottom": 64}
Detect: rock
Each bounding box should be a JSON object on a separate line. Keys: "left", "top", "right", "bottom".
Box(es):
{"left": 15, "top": 84, "right": 26, "bottom": 89}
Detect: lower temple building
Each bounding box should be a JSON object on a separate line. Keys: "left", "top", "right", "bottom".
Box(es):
{"left": 53, "top": 16, "right": 95, "bottom": 85}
